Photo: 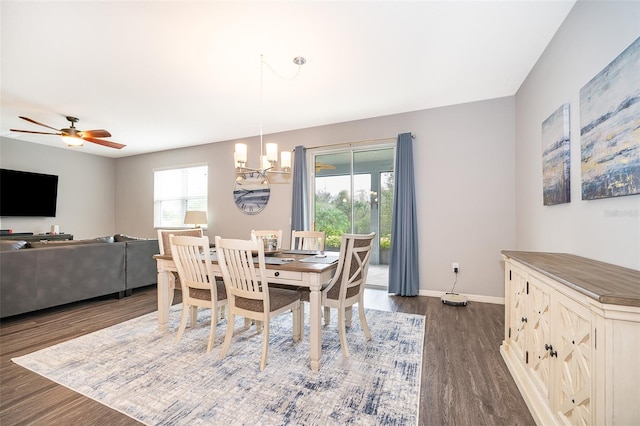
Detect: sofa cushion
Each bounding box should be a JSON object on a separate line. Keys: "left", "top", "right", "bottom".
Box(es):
{"left": 29, "top": 240, "right": 74, "bottom": 248}
{"left": 29, "top": 236, "right": 115, "bottom": 249}
{"left": 35, "top": 243, "right": 126, "bottom": 310}
{"left": 0, "top": 240, "right": 29, "bottom": 251}
{"left": 93, "top": 235, "right": 115, "bottom": 243}
{"left": 114, "top": 233, "right": 148, "bottom": 242}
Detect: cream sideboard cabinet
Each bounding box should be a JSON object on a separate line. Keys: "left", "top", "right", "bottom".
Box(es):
{"left": 501, "top": 251, "right": 640, "bottom": 426}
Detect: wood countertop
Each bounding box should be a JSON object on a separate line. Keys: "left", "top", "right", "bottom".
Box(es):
{"left": 502, "top": 251, "right": 640, "bottom": 307}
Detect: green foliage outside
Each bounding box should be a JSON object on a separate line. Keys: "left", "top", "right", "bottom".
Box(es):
{"left": 379, "top": 235, "right": 391, "bottom": 250}
{"left": 379, "top": 172, "right": 394, "bottom": 250}
{"left": 315, "top": 173, "right": 394, "bottom": 252}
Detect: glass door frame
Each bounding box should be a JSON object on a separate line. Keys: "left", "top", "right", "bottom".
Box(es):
{"left": 306, "top": 141, "right": 396, "bottom": 263}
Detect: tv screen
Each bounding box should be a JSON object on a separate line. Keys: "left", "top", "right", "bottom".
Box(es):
{"left": 0, "top": 168, "right": 59, "bottom": 217}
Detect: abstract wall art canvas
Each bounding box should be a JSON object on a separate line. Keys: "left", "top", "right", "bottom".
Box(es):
{"left": 542, "top": 103, "right": 571, "bottom": 206}
{"left": 580, "top": 36, "right": 640, "bottom": 200}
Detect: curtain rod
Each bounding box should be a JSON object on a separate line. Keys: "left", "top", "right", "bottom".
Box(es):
{"left": 302, "top": 134, "right": 415, "bottom": 151}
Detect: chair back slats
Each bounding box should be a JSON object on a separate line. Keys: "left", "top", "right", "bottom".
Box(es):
{"left": 346, "top": 237, "right": 374, "bottom": 287}
{"left": 325, "top": 233, "right": 375, "bottom": 301}
{"left": 170, "top": 235, "right": 213, "bottom": 291}
{"left": 216, "top": 236, "right": 302, "bottom": 370}
{"left": 320, "top": 232, "right": 375, "bottom": 358}
{"left": 291, "top": 230, "right": 326, "bottom": 251}
{"left": 170, "top": 234, "right": 227, "bottom": 354}
{"left": 216, "top": 237, "right": 268, "bottom": 304}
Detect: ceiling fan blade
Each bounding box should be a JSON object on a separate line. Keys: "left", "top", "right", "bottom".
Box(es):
{"left": 83, "top": 136, "right": 126, "bottom": 149}
{"left": 80, "top": 129, "right": 112, "bottom": 138}
{"left": 9, "top": 128, "right": 62, "bottom": 136}
{"left": 19, "top": 116, "right": 61, "bottom": 132}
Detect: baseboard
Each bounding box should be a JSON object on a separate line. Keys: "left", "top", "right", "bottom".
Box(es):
{"left": 366, "top": 285, "right": 504, "bottom": 305}
{"left": 419, "top": 289, "right": 504, "bottom": 305}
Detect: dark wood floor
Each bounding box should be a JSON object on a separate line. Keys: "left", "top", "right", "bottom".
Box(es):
{"left": 1, "top": 287, "right": 534, "bottom": 425}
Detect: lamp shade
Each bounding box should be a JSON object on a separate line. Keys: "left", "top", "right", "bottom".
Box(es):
{"left": 184, "top": 210, "right": 208, "bottom": 227}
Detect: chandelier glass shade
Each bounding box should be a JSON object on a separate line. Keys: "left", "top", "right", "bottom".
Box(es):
{"left": 234, "top": 142, "right": 291, "bottom": 172}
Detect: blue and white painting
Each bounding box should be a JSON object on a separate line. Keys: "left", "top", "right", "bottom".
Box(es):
{"left": 580, "top": 36, "right": 640, "bottom": 200}
{"left": 542, "top": 103, "right": 571, "bottom": 205}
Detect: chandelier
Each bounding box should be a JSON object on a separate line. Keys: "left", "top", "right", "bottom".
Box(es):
{"left": 234, "top": 54, "right": 306, "bottom": 175}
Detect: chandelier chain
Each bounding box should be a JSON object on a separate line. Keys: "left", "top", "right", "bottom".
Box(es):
{"left": 234, "top": 54, "right": 304, "bottom": 176}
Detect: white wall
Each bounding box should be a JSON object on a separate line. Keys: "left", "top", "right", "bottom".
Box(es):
{"left": 0, "top": 137, "right": 116, "bottom": 239}
{"left": 515, "top": 0, "right": 640, "bottom": 270}
{"left": 115, "top": 96, "right": 516, "bottom": 300}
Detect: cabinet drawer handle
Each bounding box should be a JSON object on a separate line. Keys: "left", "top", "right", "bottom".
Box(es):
{"left": 274, "top": 271, "right": 280, "bottom": 277}
{"left": 521, "top": 317, "right": 528, "bottom": 323}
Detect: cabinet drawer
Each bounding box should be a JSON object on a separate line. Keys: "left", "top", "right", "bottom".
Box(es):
{"left": 265, "top": 269, "right": 302, "bottom": 282}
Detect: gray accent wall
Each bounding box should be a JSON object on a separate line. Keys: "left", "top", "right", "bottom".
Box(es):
{"left": 113, "top": 96, "right": 516, "bottom": 300}
{"left": 2, "top": 96, "right": 516, "bottom": 300}
{"left": 514, "top": 0, "right": 640, "bottom": 270}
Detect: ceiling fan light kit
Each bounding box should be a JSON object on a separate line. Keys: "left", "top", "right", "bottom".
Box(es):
{"left": 60, "top": 117, "right": 83, "bottom": 146}
{"left": 10, "top": 115, "right": 126, "bottom": 150}
{"left": 234, "top": 54, "right": 305, "bottom": 176}
{"left": 62, "top": 135, "right": 83, "bottom": 147}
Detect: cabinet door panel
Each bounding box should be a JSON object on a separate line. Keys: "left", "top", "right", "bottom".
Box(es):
{"left": 510, "top": 266, "right": 528, "bottom": 362}
{"left": 528, "top": 278, "right": 551, "bottom": 400}
{"left": 554, "top": 294, "right": 592, "bottom": 425}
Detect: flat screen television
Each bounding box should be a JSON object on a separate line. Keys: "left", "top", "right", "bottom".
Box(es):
{"left": 0, "top": 168, "right": 59, "bottom": 217}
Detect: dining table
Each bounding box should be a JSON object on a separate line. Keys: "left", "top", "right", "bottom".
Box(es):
{"left": 153, "top": 249, "right": 340, "bottom": 372}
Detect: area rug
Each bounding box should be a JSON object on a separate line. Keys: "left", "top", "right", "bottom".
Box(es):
{"left": 12, "top": 305, "right": 424, "bottom": 425}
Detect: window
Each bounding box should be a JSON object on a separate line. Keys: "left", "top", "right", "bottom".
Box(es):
{"left": 154, "top": 165, "right": 207, "bottom": 228}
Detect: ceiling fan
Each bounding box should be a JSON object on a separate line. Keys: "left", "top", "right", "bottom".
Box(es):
{"left": 10, "top": 116, "right": 126, "bottom": 149}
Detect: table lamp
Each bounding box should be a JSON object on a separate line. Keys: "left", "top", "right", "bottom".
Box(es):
{"left": 184, "top": 210, "right": 208, "bottom": 228}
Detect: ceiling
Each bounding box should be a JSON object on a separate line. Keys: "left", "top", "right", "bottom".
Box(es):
{"left": 0, "top": 1, "right": 575, "bottom": 159}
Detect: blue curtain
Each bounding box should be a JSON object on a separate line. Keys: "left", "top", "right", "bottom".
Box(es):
{"left": 290, "top": 145, "right": 308, "bottom": 232}
{"left": 388, "top": 132, "right": 420, "bottom": 296}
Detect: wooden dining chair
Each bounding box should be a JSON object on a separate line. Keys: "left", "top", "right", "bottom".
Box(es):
{"left": 157, "top": 228, "right": 204, "bottom": 306}
{"left": 300, "top": 232, "right": 376, "bottom": 357}
{"left": 215, "top": 236, "right": 302, "bottom": 371}
{"left": 291, "top": 230, "right": 326, "bottom": 251}
{"left": 170, "top": 235, "right": 227, "bottom": 353}
{"left": 250, "top": 229, "right": 283, "bottom": 250}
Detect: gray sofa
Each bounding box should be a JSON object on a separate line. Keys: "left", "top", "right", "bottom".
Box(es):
{"left": 0, "top": 234, "right": 158, "bottom": 319}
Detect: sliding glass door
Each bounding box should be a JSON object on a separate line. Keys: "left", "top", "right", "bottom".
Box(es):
{"left": 311, "top": 145, "right": 395, "bottom": 275}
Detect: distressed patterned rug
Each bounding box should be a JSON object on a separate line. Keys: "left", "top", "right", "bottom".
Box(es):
{"left": 12, "top": 305, "right": 424, "bottom": 425}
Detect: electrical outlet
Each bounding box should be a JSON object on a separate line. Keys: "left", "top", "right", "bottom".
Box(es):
{"left": 452, "top": 262, "right": 459, "bottom": 273}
